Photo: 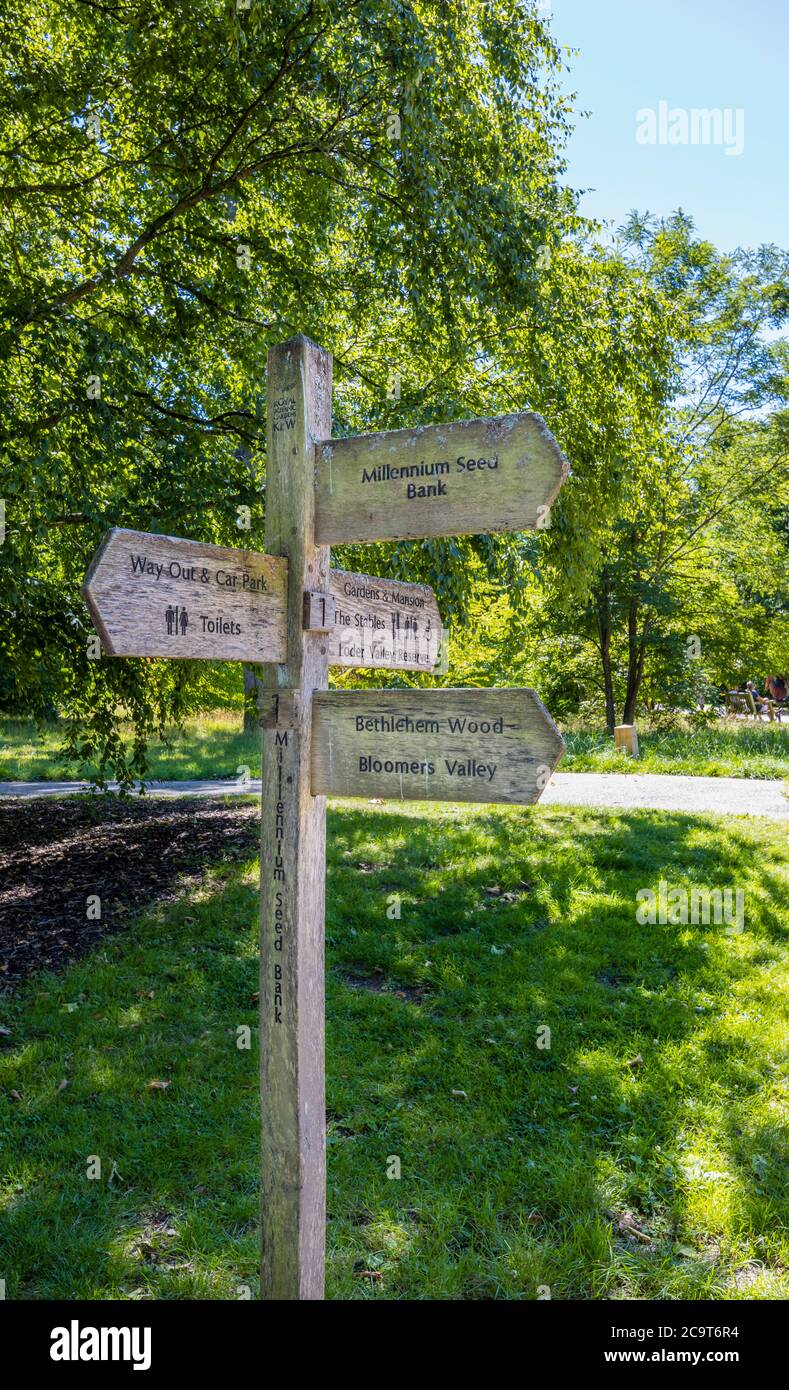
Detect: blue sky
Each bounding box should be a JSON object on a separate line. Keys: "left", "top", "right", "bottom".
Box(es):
{"left": 548, "top": 0, "right": 787, "bottom": 252}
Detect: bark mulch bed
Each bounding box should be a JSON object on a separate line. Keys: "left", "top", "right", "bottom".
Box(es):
{"left": 0, "top": 795, "right": 259, "bottom": 990}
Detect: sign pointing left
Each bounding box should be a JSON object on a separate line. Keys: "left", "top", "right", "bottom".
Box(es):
{"left": 82, "top": 528, "right": 288, "bottom": 662}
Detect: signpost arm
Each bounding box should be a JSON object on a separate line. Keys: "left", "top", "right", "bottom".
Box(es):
{"left": 260, "top": 335, "right": 332, "bottom": 1300}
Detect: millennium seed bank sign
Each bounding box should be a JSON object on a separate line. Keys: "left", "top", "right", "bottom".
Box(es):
{"left": 83, "top": 335, "right": 569, "bottom": 1301}
{"left": 315, "top": 413, "right": 566, "bottom": 543}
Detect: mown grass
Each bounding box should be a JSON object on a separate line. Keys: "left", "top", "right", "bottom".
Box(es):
{"left": 0, "top": 711, "right": 255, "bottom": 783}
{"left": 2, "top": 712, "right": 788, "bottom": 783}
{"left": 562, "top": 723, "right": 789, "bottom": 781}
{"left": 1, "top": 800, "right": 787, "bottom": 1300}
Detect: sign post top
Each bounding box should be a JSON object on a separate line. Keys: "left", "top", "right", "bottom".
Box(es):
{"left": 267, "top": 331, "right": 326, "bottom": 359}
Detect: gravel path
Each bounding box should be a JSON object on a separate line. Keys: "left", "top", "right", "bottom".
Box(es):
{"left": 541, "top": 772, "right": 787, "bottom": 818}
{"left": 0, "top": 773, "right": 785, "bottom": 817}
{"left": 0, "top": 778, "right": 250, "bottom": 800}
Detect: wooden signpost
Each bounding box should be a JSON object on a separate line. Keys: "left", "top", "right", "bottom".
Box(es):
{"left": 82, "top": 334, "right": 569, "bottom": 1302}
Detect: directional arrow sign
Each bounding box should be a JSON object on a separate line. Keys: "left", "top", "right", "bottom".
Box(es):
{"left": 314, "top": 411, "right": 568, "bottom": 544}
{"left": 83, "top": 528, "right": 288, "bottom": 662}
{"left": 326, "top": 569, "right": 443, "bottom": 671}
{"left": 311, "top": 688, "right": 564, "bottom": 804}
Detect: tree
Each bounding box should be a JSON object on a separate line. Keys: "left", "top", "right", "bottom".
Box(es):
{"left": 1, "top": 0, "right": 583, "bottom": 781}
{"left": 536, "top": 215, "right": 789, "bottom": 731}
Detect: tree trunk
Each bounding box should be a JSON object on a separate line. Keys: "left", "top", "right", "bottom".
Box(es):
{"left": 622, "top": 596, "right": 639, "bottom": 725}
{"left": 622, "top": 603, "right": 650, "bottom": 725}
{"left": 595, "top": 572, "right": 617, "bottom": 735}
{"left": 243, "top": 665, "right": 260, "bottom": 734}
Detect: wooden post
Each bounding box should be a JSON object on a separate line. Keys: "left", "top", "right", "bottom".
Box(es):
{"left": 614, "top": 723, "right": 639, "bottom": 757}
{"left": 260, "top": 335, "right": 332, "bottom": 1300}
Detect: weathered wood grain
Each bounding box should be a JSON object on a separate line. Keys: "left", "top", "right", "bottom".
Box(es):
{"left": 260, "top": 335, "right": 332, "bottom": 1302}
{"left": 82, "top": 528, "right": 287, "bottom": 662}
{"left": 314, "top": 412, "right": 569, "bottom": 544}
{"left": 312, "top": 688, "right": 565, "bottom": 805}
{"left": 327, "top": 569, "right": 443, "bottom": 671}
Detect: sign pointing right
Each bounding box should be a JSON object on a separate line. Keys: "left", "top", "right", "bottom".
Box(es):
{"left": 314, "top": 411, "right": 568, "bottom": 544}
{"left": 327, "top": 568, "right": 443, "bottom": 671}
{"left": 311, "top": 688, "right": 564, "bottom": 804}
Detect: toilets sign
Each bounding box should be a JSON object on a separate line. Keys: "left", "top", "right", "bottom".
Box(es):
{"left": 82, "top": 335, "right": 569, "bottom": 1303}
{"left": 83, "top": 528, "right": 289, "bottom": 663}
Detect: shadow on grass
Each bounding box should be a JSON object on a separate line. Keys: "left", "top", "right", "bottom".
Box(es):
{"left": 0, "top": 869, "right": 262, "bottom": 1299}
{"left": 324, "top": 804, "right": 788, "bottom": 1298}
{"left": 0, "top": 800, "right": 786, "bottom": 1299}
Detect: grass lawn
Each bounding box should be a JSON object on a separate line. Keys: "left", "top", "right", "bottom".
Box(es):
{"left": 2, "top": 712, "right": 788, "bottom": 783}
{"left": 0, "top": 711, "right": 258, "bottom": 784}
{"left": 563, "top": 723, "right": 789, "bottom": 780}
{"left": 1, "top": 800, "right": 787, "bottom": 1300}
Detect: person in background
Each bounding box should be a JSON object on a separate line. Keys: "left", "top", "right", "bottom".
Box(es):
{"left": 745, "top": 680, "right": 770, "bottom": 714}
{"left": 765, "top": 675, "right": 788, "bottom": 706}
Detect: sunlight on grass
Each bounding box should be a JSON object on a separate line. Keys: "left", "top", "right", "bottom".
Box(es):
{"left": 1, "top": 801, "right": 787, "bottom": 1299}
{"left": 0, "top": 712, "right": 259, "bottom": 783}
{"left": 2, "top": 711, "right": 788, "bottom": 782}
{"left": 563, "top": 722, "right": 789, "bottom": 779}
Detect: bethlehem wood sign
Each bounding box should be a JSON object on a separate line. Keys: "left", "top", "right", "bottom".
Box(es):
{"left": 312, "top": 689, "right": 563, "bottom": 803}
{"left": 82, "top": 335, "right": 569, "bottom": 1301}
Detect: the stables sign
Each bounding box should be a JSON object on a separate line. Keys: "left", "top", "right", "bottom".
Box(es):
{"left": 327, "top": 569, "right": 443, "bottom": 671}
{"left": 82, "top": 334, "right": 569, "bottom": 1303}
